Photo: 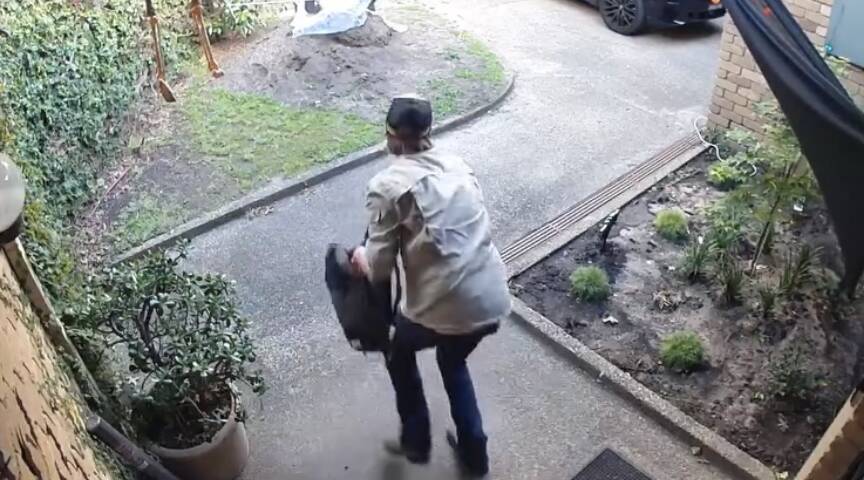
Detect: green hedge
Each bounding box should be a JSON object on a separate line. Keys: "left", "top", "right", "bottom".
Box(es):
{"left": 0, "top": 0, "right": 149, "bottom": 302}
{"left": 0, "top": 0, "right": 142, "bottom": 217}
{"left": 0, "top": 0, "right": 264, "bottom": 303}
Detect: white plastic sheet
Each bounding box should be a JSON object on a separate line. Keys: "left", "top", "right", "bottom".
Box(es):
{"left": 291, "top": 0, "right": 374, "bottom": 37}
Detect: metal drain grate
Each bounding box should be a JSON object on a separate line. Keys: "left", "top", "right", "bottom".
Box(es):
{"left": 572, "top": 449, "right": 653, "bottom": 480}
{"left": 501, "top": 133, "right": 702, "bottom": 266}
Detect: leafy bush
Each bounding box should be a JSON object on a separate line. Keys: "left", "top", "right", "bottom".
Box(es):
{"left": 680, "top": 236, "right": 713, "bottom": 282}
{"left": 0, "top": 0, "right": 272, "bottom": 301}
{"left": 654, "top": 208, "right": 689, "bottom": 242}
{"left": 157, "top": 0, "right": 269, "bottom": 42}
{"left": 779, "top": 245, "right": 820, "bottom": 297}
{"left": 1, "top": 0, "right": 271, "bottom": 448}
{"left": 0, "top": 0, "right": 142, "bottom": 219}
{"left": 721, "top": 101, "right": 819, "bottom": 268}
{"left": 660, "top": 331, "right": 706, "bottom": 372}
{"left": 708, "top": 161, "right": 746, "bottom": 191}
{"left": 706, "top": 199, "right": 748, "bottom": 251}
{"left": 715, "top": 251, "right": 745, "bottom": 305}
{"left": 71, "top": 245, "right": 265, "bottom": 448}
{"left": 569, "top": 266, "right": 611, "bottom": 303}
{"left": 769, "top": 346, "right": 819, "bottom": 404}
{"left": 207, "top": 3, "right": 266, "bottom": 39}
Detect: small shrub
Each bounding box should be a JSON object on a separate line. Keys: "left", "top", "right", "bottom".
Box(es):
{"left": 71, "top": 244, "right": 265, "bottom": 448}
{"left": 715, "top": 252, "right": 745, "bottom": 305}
{"left": 756, "top": 282, "right": 778, "bottom": 320}
{"left": 569, "top": 266, "right": 611, "bottom": 303}
{"left": 722, "top": 128, "right": 759, "bottom": 156}
{"left": 708, "top": 161, "right": 746, "bottom": 191}
{"left": 769, "top": 347, "right": 819, "bottom": 404}
{"left": 660, "top": 331, "right": 706, "bottom": 372}
{"left": 706, "top": 200, "right": 747, "bottom": 251}
{"left": 779, "top": 245, "right": 820, "bottom": 297}
{"left": 207, "top": 4, "right": 265, "bottom": 39}
{"left": 654, "top": 208, "right": 689, "bottom": 242}
{"left": 680, "top": 236, "right": 713, "bottom": 282}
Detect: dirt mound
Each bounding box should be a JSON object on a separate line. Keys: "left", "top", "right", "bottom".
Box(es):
{"left": 215, "top": 8, "right": 494, "bottom": 122}
{"left": 332, "top": 15, "right": 393, "bottom": 47}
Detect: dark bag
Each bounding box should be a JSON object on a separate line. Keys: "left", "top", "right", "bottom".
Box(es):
{"left": 324, "top": 243, "right": 396, "bottom": 352}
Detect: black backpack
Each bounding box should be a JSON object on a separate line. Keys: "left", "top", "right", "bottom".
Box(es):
{"left": 324, "top": 243, "right": 397, "bottom": 352}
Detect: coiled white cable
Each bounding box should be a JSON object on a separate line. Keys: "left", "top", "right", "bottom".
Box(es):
{"left": 693, "top": 115, "right": 725, "bottom": 162}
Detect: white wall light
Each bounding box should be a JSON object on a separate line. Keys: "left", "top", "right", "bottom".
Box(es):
{"left": 0, "top": 153, "right": 25, "bottom": 244}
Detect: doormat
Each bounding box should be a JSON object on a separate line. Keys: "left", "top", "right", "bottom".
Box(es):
{"left": 572, "top": 449, "right": 653, "bottom": 480}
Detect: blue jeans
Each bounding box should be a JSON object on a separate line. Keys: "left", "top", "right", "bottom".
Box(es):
{"left": 385, "top": 315, "right": 496, "bottom": 469}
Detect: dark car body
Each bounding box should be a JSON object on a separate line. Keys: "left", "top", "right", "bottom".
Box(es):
{"left": 587, "top": 0, "right": 726, "bottom": 34}
{"left": 646, "top": 0, "right": 726, "bottom": 26}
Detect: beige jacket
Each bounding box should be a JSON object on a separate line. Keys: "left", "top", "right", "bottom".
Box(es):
{"left": 364, "top": 149, "right": 511, "bottom": 335}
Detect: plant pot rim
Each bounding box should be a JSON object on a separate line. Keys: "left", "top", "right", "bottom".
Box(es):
{"left": 149, "top": 392, "right": 241, "bottom": 458}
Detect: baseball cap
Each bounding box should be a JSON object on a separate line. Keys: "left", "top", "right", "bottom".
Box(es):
{"left": 386, "top": 94, "right": 433, "bottom": 138}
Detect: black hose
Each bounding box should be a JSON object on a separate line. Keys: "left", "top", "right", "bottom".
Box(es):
{"left": 86, "top": 416, "right": 181, "bottom": 480}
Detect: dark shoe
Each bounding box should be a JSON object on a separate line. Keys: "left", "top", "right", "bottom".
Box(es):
{"left": 446, "top": 431, "right": 489, "bottom": 477}
{"left": 383, "top": 439, "right": 430, "bottom": 464}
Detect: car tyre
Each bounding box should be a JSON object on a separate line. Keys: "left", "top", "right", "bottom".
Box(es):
{"left": 600, "top": 0, "right": 648, "bottom": 35}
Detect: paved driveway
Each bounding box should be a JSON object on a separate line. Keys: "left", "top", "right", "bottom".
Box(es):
{"left": 418, "top": 0, "right": 723, "bottom": 245}
{"left": 186, "top": 1, "right": 729, "bottom": 478}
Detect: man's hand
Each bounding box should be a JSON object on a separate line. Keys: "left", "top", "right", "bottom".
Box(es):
{"left": 351, "top": 246, "right": 370, "bottom": 278}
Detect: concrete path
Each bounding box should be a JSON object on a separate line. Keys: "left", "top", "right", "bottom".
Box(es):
{"left": 188, "top": 170, "right": 731, "bottom": 480}
{"left": 186, "top": 0, "right": 731, "bottom": 478}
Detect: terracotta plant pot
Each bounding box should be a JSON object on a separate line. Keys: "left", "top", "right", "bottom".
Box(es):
{"left": 150, "top": 404, "right": 250, "bottom": 480}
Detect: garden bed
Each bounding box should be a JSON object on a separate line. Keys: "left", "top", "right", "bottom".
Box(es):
{"left": 512, "top": 152, "right": 864, "bottom": 473}
{"left": 93, "top": 0, "right": 507, "bottom": 253}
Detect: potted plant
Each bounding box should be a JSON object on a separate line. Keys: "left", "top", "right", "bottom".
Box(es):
{"left": 85, "top": 245, "right": 265, "bottom": 480}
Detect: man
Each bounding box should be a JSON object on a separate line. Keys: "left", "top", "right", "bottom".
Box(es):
{"left": 351, "top": 95, "right": 510, "bottom": 476}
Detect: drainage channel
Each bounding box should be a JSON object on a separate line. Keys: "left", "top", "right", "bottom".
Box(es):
{"left": 500, "top": 133, "right": 703, "bottom": 266}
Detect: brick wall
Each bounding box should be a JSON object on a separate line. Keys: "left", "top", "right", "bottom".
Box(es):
{"left": 0, "top": 246, "right": 118, "bottom": 480}
{"left": 794, "top": 390, "right": 864, "bottom": 480}
{"left": 709, "top": 0, "right": 864, "bottom": 131}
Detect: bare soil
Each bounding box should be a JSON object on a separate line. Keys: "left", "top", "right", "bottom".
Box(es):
{"left": 512, "top": 154, "right": 864, "bottom": 473}
{"left": 215, "top": 10, "right": 499, "bottom": 122}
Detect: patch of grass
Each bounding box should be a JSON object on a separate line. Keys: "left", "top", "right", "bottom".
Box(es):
{"left": 660, "top": 331, "right": 705, "bottom": 372}
{"left": 443, "top": 47, "right": 462, "bottom": 61}
{"left": 756, "top": 281, "right": 777, "bottom": 320}
{"left": 433, "top": 32, "right": 505, "bottom": 117}
{"left": 459, "top": 34, "right": 506, "bottom": 86}
{"left": 715, "top": 251, "right": 745, "bottom": 306}
{"left": 680, "top": 236, "right": 713, "bottom": 282}
{"left": 181, "top": 88, "right": 380, "bottom": 186}
{"left": 113, "top": 195, "right": 187, "bottom": 251}
{"left": 424, "top": 79, "right": 462, "bottom": 118}
{"left": 569, "top": 266, "right": 611, "bottom": 303}
{"left": 654, "top": 208, "right": 689, "bottom": 242}
{"left": 779, "top": 244, "right": 820, "bottom": 297}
